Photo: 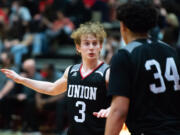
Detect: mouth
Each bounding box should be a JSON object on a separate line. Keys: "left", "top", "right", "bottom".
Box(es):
{"left": 88, "top": 53, "right": 95, "bottom": 57}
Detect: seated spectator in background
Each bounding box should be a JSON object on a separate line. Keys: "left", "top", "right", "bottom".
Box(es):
{"left": 64, "top": 0, "right": 92, "bottom": 26}
{"left": 91, "top": 0, "right": 110, "bottom": 22}
{"left": 0, "top": 5, "right": 9, "bottom": 25}
{"left": 163, "top": 13, "right": 179, "bottom": 47}
{"left": 36, "top": 64, "right": 65, "bottom": 132}
{"left": 43, "top": 10, "right": 74, "bottom": 45}
{"left": 0, "top": 52, "right": 18, "bottom": 129}
{"left": 0, "top": 5, "right": 9, "bottom": 54}
{"left": 0, "top": 52, "right": 18, "bottom": 99}
{"left": 9, "top": 0, "right": 31, "bottom": 26}
{"left": 3, "top": 21, "right": 34, "bottom": 66}
{"left": 102, "top": 34, "right": 120, "bottom": 64}
{"left": 39, "top": 0, "right": 54, "bottom": 13}
{"left": 0, "top": 23, "right": 6, "bottom": 54}
{"left": 17, "top": 59, "right": 42, "bottom": 132}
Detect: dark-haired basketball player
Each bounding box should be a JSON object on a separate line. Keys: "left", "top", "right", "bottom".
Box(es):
{"left": 106, "top": 1, "right": 180, "bottom": 135}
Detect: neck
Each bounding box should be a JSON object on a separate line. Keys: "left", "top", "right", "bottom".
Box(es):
{"left": 82, "top": 59, "right": 102, "bottom": 71}
{"left": 126, "top": 33, "right": 148, "bottom": 44}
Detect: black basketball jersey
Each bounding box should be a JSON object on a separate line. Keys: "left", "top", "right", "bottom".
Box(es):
{"left": 66, "top": 62, "right": 110, "bottom": 135}
{"left": 108, "top": 39, "right": 180, "bottom": 135}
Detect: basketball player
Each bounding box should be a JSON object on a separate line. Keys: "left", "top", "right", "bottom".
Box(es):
{"left": 1, "top": 22, "right": 110, "bottom": 135}
{"left": 105, "top": 1, "right": 180, "bottom": 135}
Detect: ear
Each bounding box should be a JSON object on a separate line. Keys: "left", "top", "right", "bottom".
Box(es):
{"left": 120, "top": 22, "right": 126, "bottom": 32}
{"left": 76, "top": 44, "right": 81, "bottom": 53}
{"left": 120, "top": 22, "right": 128, "bottom": 45}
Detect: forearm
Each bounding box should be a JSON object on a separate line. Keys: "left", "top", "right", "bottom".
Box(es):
{"left": 105, "top": 110, "right": 125, "bottom": 135}
{"left": 105, "top": 96, "right": 129, "bottom": 135}
{"left": 20, "top": 77, "right": 57, "bottom": 95}
{"left": 1, "top": 68, "right": 68, "bottom": 96}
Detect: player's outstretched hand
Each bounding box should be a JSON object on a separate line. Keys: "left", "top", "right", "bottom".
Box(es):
{"left": 93, "top": 107, "right": 110, "bottom": 118}
{"left": 1, "top": 69, "right": 23, "bottom": 84}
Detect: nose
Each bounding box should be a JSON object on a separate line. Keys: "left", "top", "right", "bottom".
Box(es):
{"left": 89, "top": 43, "right": 94, "bottom": 49}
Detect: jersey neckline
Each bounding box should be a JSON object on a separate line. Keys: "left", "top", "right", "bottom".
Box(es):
{"left": 80, "top": 62, "right": 104, "bottom": 80}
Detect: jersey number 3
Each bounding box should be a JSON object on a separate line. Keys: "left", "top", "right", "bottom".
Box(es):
{"left": 145, "top": 57, "right": 180, "bottom": 94}
{"left": 74, "top": 101, "right": 86, "bottom": 123}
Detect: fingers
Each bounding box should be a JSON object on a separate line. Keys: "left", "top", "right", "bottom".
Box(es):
{"left": 1, "top": 69, "right": 11, "bottom": 77}
{"left": 93, "top": 112, "right": 98, "bottom": 117}
{"left": 93, "top": 109, "right": 109, "bottom": 118}
{"left": 1, "top": 69, "right": 12, "bottom": 75}
{"left": 1, "top": 68, "right": 11, "bottom": 72}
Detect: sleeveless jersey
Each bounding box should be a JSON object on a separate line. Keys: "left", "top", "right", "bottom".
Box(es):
{"left": 108, "top": 38, "right": 180, "bottom": 135}
{"left": 66, "top": 62, "right": 110, "bottom": 135}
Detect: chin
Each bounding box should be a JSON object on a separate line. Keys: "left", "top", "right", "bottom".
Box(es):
{"left": 88, "top": 57, "right": 98, "bottom": 60}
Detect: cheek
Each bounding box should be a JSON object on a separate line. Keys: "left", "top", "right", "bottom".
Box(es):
{"left": 97, "top": 45, "right": 102, "bottom": 51}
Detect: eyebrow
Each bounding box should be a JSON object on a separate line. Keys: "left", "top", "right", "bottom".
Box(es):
{"left": 81, "top": 40, "right": 98, "bottom": 42}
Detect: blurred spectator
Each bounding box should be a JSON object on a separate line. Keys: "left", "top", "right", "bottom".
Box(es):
{"left": 0, "top": 23, "right": 6, "bottom": 54}
{"left": 107, "top": 0, "right": 121, "bottom": 22}
{"left": 36, "top": 64, "right": 68, "bottom": 134}
{"left": 23, "top": 0, "right": 39, "bottom": 17}
{"left": 43, "top": 10, "right": 74, "bottom": 46}
{"left": 102, "top": 34, "right": 120, "bottom": 64}
{"left": 0, "top": 5, "right": 9, "bottom": 24}
{"left": 9, "top": 0, "right": 32, "bottom": 26}
{"left": 149, "top": 0, "right": 167, "bottom": 40}
{"left": 0, "top": 52, "right": 18, "bottom": 129}
{"left": 0, "top": 52, "right": 17, "bottom": 99}
{"left": 52, "top": 0, "right": 69, "bottom": 11}
{"left": 37, "top": 63, "right": 63, "bottom": 111}
{"left": 17, "top": 59, "right": 42, "bottom": 132}
{"left": 64, "top": 0, "right": 91, "bottom": 27}
{"left": 163, "top": 13, "right": 179, "bottom": 47}
{"left": 44, "top": 10, "right": 74, "bottom": 36}
{"left": 3, "top": 21, "right": 34, "bottom": 66}
{"left": 0, "top": 5, "right": 9, "bottom": 53}
{"left": 91, "top": 0, "right": 110, "bottom": 22}
{"left": 39, "top": 0, "right": 54, "bottom": 13}
{"left": 0, "top": 0, "right": 11, "bottom": 7}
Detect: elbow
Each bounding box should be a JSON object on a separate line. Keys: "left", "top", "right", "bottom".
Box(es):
{"left": 47, "top": 85, "right": 61, "bottom": 96}
{"left": 110, "top": 107, "right": 128, "bottom": 122}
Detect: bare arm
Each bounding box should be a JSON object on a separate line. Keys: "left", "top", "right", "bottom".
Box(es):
{"left": 0, "top": 80, "right": 14, "bottom": 99}
{"left": 105, "top": 68, "right": 110, "bottom": 88}
{"left": 1, "top": 66, "right": 70, "bottom": 96}
{"left": 105, "top": 96, "right": 130, "bottom": 135}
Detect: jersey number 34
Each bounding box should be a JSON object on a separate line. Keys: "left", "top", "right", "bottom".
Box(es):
{"left": 145, "top": 57, "right": 180, "bottom": 94}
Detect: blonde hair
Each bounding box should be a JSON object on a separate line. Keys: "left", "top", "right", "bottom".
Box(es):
{"left": 71, "top": 22, "right": 107, "bottom": 45}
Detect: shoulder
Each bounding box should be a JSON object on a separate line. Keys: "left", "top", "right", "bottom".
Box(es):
{"left": 69, "top": 64, "right": 81, "bottom": 73}
{"left": 111, "top": 50, "right": 131, "bottom": 65}
{"left": 64, "top": 64, "right": 81, "bottom": 78}
{"left": 97, "top": 63, "right": 109, "bottom": 72}
{"left": 122, "top": 40, "right": 144, "bottom": 53}
{"left": 156, "top": 40, "right": 176, "bottom": 50}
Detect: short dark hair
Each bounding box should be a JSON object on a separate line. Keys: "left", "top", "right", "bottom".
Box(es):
{"left": 116, "top": 1, "right": 159, "bottom": 33}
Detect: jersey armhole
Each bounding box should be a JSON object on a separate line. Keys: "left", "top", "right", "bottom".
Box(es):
{"left": 104, "top": 66, "right": 110, "bottom": 89}
{"left": 67, "top": 65, "right": 73, "bottom": 78}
